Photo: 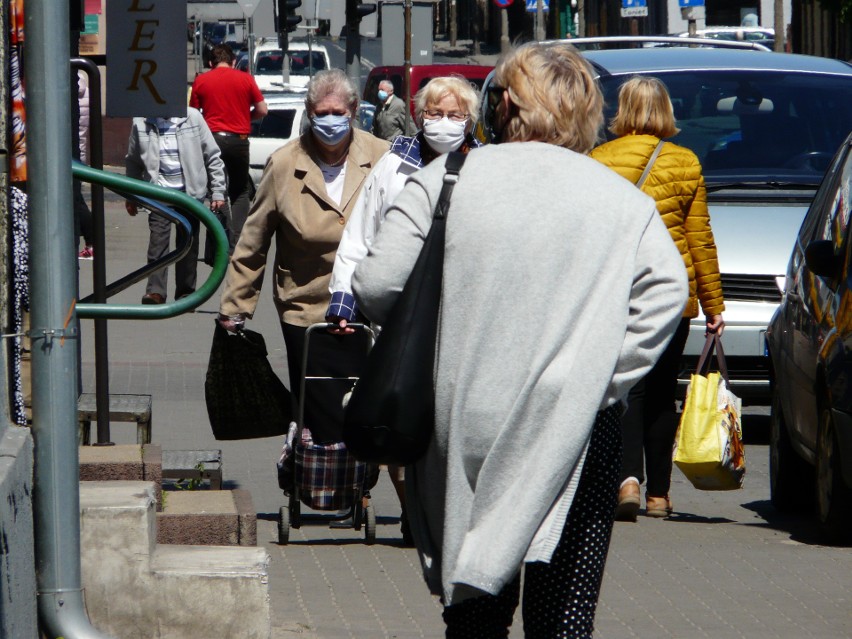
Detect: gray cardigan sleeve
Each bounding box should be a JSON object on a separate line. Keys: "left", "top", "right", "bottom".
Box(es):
{"left": 603, "top": 209, "right": 689, "bottom": 405}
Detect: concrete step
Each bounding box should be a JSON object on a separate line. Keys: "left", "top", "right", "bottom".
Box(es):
{"left": 79, "top": 443, "right": 162, "bottom": 509}
{"left": 80, "top": 481, "right": 270, "bottom": 639}
{"left": 157, "top": 488, "right": 257, "bottom": 546}
{"left": 161, "top": 448, "right": 223, "bottom": 489}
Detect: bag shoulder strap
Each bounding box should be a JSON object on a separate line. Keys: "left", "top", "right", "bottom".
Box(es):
{"left": 636, "top": 140, "right": 665, "bottom": 189}
{"left": 434, "top": 151, "right": 467, "bottom": 220}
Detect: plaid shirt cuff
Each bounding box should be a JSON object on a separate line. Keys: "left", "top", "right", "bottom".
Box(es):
{"left": 326, "top": 291, "right": 358, "bottom": 322}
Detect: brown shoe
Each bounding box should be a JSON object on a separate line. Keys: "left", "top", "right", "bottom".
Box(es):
{"left": 614, "top": 480, "right": 641, "bottom": 522}
{"left": 645, "top": 495, "right": 673, "bottom": 518}
{"left": 141, "top": 293, "right": 165, "bottom": 305}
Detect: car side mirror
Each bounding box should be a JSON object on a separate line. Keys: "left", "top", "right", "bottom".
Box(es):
{"left": 804, "top": 239, "right": 839, "bottom": 279}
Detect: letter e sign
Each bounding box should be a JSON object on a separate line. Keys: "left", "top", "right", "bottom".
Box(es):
{"left": 106, "top": 0, "right": 187, "bottom": 117}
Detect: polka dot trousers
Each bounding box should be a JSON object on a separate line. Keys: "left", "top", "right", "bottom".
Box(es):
{"left": 442, "top": 405, "right": 622, "bottom": 639}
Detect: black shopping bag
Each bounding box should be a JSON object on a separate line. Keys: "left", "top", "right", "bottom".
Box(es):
{"left": 205, "top": 322, "right": 291, "bottom": 440}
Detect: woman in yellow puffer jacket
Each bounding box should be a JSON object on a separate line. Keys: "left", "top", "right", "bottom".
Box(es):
{"left": 590, "top": 76, "right": 725, "bottom": 521}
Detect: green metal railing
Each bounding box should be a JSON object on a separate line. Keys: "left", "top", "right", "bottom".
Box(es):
{"left": 72, "top": 163, "right": 230, "bottom": 319}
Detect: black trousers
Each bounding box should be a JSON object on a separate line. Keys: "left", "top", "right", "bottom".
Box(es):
{"left": 213, "top": 134, "right": 251, "bottom": 251}
{"left": 619, "top": 317, "right": 691, "bottom": 496}
{"left": 442, "top": 405, "right": 622, "bottom": 639}
{"left": 281, "top": 323, "right": 370, "bottom": 445}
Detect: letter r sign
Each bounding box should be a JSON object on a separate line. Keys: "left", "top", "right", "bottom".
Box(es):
{"left": 106, "top": 0, "right": 187, "bottom": 117}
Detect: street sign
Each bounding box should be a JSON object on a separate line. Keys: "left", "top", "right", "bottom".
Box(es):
{"left": 492, "top": 0, "right": 513, "bottom": 7}
{"left": 621, "top": 0, "right": 648, "bottom": 17}
{"left": 525, "top": 0, "right": 549, "bottom": 12}
{"left": 678, "top": 0, "right": 704, "bottom": 6}
{"left": 235, "top": 0, "right": 260, "bottom": 17}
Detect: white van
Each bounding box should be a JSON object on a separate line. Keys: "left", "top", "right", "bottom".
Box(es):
{"left": 252, "top": 40, "right": 331, "bottom": 92}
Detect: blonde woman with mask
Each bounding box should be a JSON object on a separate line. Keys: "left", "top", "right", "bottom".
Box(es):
{"left": 326, "top": 76, "right": 481, "bottom": 545}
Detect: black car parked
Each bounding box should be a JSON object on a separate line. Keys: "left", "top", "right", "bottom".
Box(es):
{"left": 767, "top": 131, "right": 852, "bottom": 542}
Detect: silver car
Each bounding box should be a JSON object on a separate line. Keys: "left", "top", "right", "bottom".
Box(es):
{"left": 482, "top": 41, "right": 852, "bottom": 401}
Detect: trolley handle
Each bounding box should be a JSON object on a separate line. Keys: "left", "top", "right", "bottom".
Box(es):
{"left": 306, "top": 321, "right": 374, "bottom": 339}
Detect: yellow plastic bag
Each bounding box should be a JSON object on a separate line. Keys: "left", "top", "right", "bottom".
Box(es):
{"left": 673, "top": 336, "right": 745, "bottom": 491}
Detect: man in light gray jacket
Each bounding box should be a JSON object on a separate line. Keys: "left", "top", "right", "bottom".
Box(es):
{"left": 125, "top": 107, "right": 226, "bottom": 304}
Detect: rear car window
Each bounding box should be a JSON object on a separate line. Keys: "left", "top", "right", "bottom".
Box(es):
{"left": 255, "top": 51, "right": 327, "bottom": 76}
{"left": 290, "top": 52, "right": 328, "bottom": 76}
{"left": 598, "top": 70, "right": 852, "bottom": 186}
{"left": 251, "top": 109, "right": 297, "bottom": 139}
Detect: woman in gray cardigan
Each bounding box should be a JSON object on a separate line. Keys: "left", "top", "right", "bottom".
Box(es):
{"left": 353, "top": 43, "right": 688, "bottom": 638}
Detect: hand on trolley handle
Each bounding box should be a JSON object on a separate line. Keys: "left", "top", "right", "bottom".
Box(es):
{"left": 327, "top": 316, "right": 356, "bottom": 335}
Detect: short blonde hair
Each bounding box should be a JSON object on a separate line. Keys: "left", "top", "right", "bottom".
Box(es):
{"left": 414, "top": 76, "right": 481, "bottom": 129}
{"left": 608, "top": 76, "right": 679, "bottom": 138}
{"left": 306, "top": 69, "right": 359, "bottom": 115}
{"left": 494, "top": 43, "right": 603, "bottom": 153}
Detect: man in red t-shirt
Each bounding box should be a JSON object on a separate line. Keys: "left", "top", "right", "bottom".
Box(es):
{"left": 190, "top": 44, "right": 268, "bottom": 250}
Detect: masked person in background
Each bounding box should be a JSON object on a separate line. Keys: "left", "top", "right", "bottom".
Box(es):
{"left": 372, "top": 79, "right": 414, "bottom": 142}
{"left": 326, "top": 76, "right": 481, "bottom": 545}
{"left": 218, "top": 69, "right": 388, "bottom": 449}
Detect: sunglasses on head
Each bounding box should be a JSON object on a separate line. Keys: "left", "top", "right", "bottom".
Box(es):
{"left": 485, "top": 85, "right": 506, "bottom": 110}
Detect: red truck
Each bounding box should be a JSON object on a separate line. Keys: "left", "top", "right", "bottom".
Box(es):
{"left": 363, "top": 64, "right": 493, "bottom": 119}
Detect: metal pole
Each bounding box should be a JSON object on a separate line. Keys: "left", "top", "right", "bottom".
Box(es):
{"left": 536, "top": 0, "right": 545, "bottom": 40}
{"left": 404, "top": 0, "right": 412, "bottom": 133}
{"left": 27, "top": 1, "right": 114, "bottom": 637}
{"left": 247, "top": 16, "right": 255, "bottom": 74}
{"left": 345, "top": 0, "right": 362, "bottom": 90}
{"left": 72, "top": 59, "right": 112, "bottom": 446}
{"left": 577, "top": 0, "right": 585, "bottom": 36}
{"left": 450, "top": 0, "right": 457, "bottom": 46}
{"left": 501, "top": 8, "right": 510, "bottom": 54}
{"left": 774, "top": 0, "right": 785, "bottom": 51}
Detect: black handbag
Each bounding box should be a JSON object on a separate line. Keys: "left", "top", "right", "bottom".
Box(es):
{"left": 204, "top": 206, "right": 231, "bottom": 266}
{"left": 343, "top": 152, "right": 467, "bottom": 465}
{"left": 205, "top": 321, "right": 292, "bottom": 440}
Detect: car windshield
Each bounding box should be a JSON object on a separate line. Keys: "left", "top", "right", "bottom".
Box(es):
{"left": 598, "top": 70, "right": 852, "bottom": 186}
{"left": 255, "top": 50, "right": 327, "bottom": 76}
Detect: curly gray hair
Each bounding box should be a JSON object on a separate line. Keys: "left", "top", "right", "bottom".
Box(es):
{"left": 306, "top": 69, "right": 359, "bottom": 115}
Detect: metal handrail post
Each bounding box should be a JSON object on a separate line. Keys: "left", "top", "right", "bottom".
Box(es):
{"left": 71, "top": 58, "right": 111, "bottom": 445}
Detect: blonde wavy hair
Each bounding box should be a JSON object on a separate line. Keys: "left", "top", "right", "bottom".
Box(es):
{"left": 608, "top": 76, "right": 679, "bottom": 138}
{"left": 413, "top": 76, "right": 481, "bottom": 130}
{"left": 493, "top": 43, "right": 603, "bottom": 153}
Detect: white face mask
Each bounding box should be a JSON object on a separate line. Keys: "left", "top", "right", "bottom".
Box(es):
{"left": 422, "top": 117, "right": 467, "bottom": 154}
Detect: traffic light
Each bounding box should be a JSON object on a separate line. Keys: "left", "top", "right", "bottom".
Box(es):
{"left": 277, "top": 0, "right": 302, "bottom": 33}
{"left": 346, "top": 0, "right": 377, "bottom": 23}
{"left": 355, "top": 2, "right": 377, "bottom": 18}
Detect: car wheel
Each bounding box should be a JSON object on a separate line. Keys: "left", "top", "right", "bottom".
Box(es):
{"left": 815, "top": 405, "right": 852, "bottom": 543}
{"left": 769, "top": 389, "right": 813, "bottom": 511}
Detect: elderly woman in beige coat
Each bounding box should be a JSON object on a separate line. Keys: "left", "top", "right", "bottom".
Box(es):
{"left": 218, "top": 69, "right": 388, "bottom": 445}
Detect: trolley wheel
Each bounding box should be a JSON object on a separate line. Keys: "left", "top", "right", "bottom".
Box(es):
{"left": 364, "top": 504, "right": 376, "bottom": 545}
{"left": 278, "top": 505, "right": 290, "bottom": 545}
